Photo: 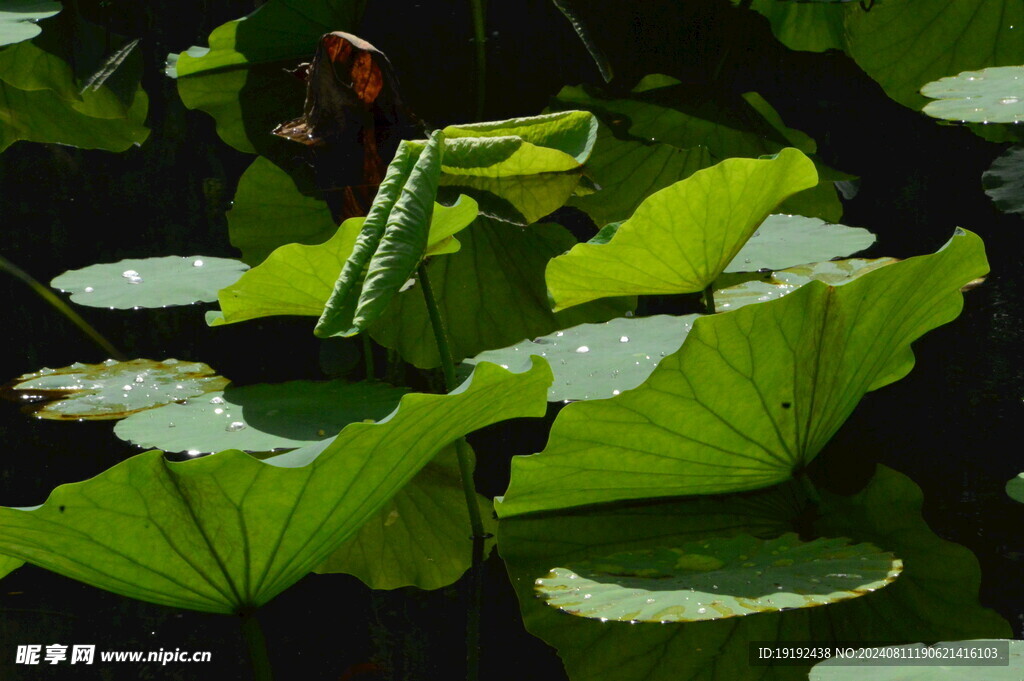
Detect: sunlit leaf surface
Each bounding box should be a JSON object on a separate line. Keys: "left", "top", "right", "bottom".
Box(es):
{"left": 922, "top": 66, "right": 1024, "bottom": 124}
{"left": 724, "top": 214, "right": 876, "bottom": 273}
{"left": 810, "top": 640, "right": 1024, "bottom": 680}
{"left": 0, "top": 1, "right": 60, "bottom": 46}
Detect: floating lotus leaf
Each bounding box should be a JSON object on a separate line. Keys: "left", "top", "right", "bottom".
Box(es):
{"left": 466, "top": 315, "right": 696, "bottom": 402}
{"left": 546, "top": 149, "right": 819, "bottom": 310}
{"left": 983, "top": 144, "right": 1024, "bottom": 215}
{"left": 0, "top": 1, "right": 60, "bottom": 46}
{"left": 536, "top": 534, "right": 900, "bottom": 623}
{"left": 51, "top": 256, "right": 248, "bottom": 309}
{"left": 809, "top": 640, "right": 1023, "bottom": 679}
{"left": 724, "top": 214, "right": 876, "bottom": 273}
{"left": 440, "top": 111, "right": 598, "bottom": 177}
{"left": 922, "top": 66, "right": 1024, "bottom": 124}
{"left": 498, "top": 230, "right": 987, "bottom": 516}
{"left": 8, "top": 359, "right": 229, "bottom": 421}
{"left": 227, "top": 157, "right": 338, "bottom": 266}
{"left": 1007, "top": 474, "right": 1024, "bottom": 504}
{"left": 316, "top": 442, "right": 496, "bottom": 590}
{"left": 715, "top": 258, "right": 898, "bottom": 313}
{"left": 0, "top": 360, "right": 551, "bottom": 614}
{"left": 113, "top": 380, "right": 409, "bottom": 454}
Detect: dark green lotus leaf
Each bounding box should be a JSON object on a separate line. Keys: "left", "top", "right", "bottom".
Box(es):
{"left": 546, "top": 149, "right": 819, "bottom": 310}
{"left": 51, "top": 256, "right": 248, "bottom": 309}
{"left": 499, "top": 465, "right": 1011, "bottom": 681}
{"left": 368, "top": 217, "right": 633, "bottom": 369}
{"left": 983, "top": 145, "right": 1024, "bottom": 215}
{"left": 228, "top": 157, "right": 338, "bottom": 266}
{"left": 735, "top": 0, "right": 848, "bottom": 53}
{"left": 551, "top": 0, "right": 612, "bottom": 81}
{"left": 724, "top": 214, "right": 876, "bottom": 273}
{"left": 438, "top": 170, "right": 584, "bottom": 226}
{"left": 0, "top": 359, "right": 551, "bottom": 614}
{"left": 466, "top": 314, "right": 697, "bottom": 402}
{"left": 715, "top": 257, "right": 898, "bottom": 313}
{"left": 214, "top": 198, "right": 474, "bottom": 326}
{"left": 1007, "top": 474, "right": 1024, "bottom": 504}
{"left": 9, "top": 359, "right": 229, "bottom": 421}
{"left": 810, "top": 640, "right": 1023, "bottom": 679}
{"left": 922, "top": 66, "right": 1024, "bottom": 123}
{"left": 439, "top": 111, "right": 598, "bottom": 177}
{"left": 499, "top": 229, "right": 988, "bottom": 516}
{"left": 316, "top": 442, "right": 497, "bottom": 590}
{"left": 113, "top": 380, "right": 409, "bottom": 454}
{"left": 0, "top": 1, "right": 60, "bottom": 46}
{"left": 845, "top": 0, "right": 1024, "bottom": 111}
{"left": 169, "top": 0, "right": 364, "bottom": 153}
{"left": 536, "top": 534, "right": 900, "bottom": 623}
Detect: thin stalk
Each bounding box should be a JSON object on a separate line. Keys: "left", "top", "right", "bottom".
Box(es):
{"left": 703, "top": 284, "right": 716, "bottom": 314}
{"left": 361, "top": 334, "right": 376, "bottom": 380}
{"left": 0, "top": 254, "right": 126, "bottom": 361}
{"left": 240, "top": 611, "right": 273, "bottom": 681}
{"left": 469, "top": 0, "right": 487, "bottom": 119}
{"left": 797, "top": 470, "right": 823, "bottom": 507}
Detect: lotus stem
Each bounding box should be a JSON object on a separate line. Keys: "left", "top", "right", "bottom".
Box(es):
{"left": 362, "top": 334, "right": 376, "bottom": 380}
{"left": 0, "top": 254, "right": 126, "bottom": 361}
{"left": 240, "top": 611, "right": 273, "bottom": 681}
{"left": 703, "top": 284, "right": 716, "bottom": 314}
{"left": 469, "top": 0, "right": 487, "bottom": 119}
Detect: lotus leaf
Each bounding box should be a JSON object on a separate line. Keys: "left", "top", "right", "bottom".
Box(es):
{"left": 810, "top": 640, "right": 1023, "bottom": 679}
{"left": 983, "top": 145, "right": 1024, "bottom": 215}
{"left": 0, "top": 1, "right": 59, "bottom": 46}
{"left": 1007, "top": 474, "right": 1024, "bottom": 504}
{"left": 724, "top": 214, "right": 876, "bottom": 273}
{"left": 922, "top": 66, "right": 1024, "bottom": 124}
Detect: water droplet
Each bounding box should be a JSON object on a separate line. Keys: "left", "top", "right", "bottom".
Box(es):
{"left": 186, "top": 449, "right": 201, "bottom": 456}
{"left": 619, "top": 336, "right": 629, "bottom": 343}
{"left": 214, "top": 408, "right": 224, "bottom": 415}
{"left": 697, "top": 607, "right": 707, "bottom": 614}
{"left": 583, "top": 593, "right": 592, "bottom": 600}
{"left": 210, "top": 396, "right": 225, "bottom": 404}
{"left": 168, "top": 422, "right": 176, "bottom": 428}
{"left": 624, "top": 310, "right": 634, "bottom": 317}
{"left": 1000, "top": 96, "right": 1020, "bottom": 105}
{"left": 226, "top": 421, "right": 246, "bottom": 432}
{"left": 612, "top": 389, "right": 620, "bottom": 395}
{"left": 134, "top": 374, "right": 145, "bottom": 383}
{"left": 192, "top": 259, "right": 204, "bottom": 267}
{"left": 122, "top": 384, "right": 133, "bottom": 391}
{"left": 575, "top": 345, "right": 590, "bottom": 353}
{"left": 744, "top": 258, "right": 751, "bottom": 264}
{"left": 83, "top": 286, "right": 94, "bottom": 293}
{"left": 555, "top": 331, "right": 564, "bottom": 337}
{"left": 499, "top": 364, "right": 508, "bottom": 369}
{"left": 175, "top": 384, "right": 184, "bottom": 389}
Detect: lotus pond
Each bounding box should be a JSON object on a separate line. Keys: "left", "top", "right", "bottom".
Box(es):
{"left": 1, "top": 1, "right": 1023, "bottom": 679}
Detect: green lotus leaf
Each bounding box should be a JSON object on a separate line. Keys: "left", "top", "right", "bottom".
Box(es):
{"left": 546, "top": 148, "right": 819, "bottom": 311}
{"left": 51, "top": 256, "right": 247, "bottom": 309}
{"left": 735, "top": 0, "right": 848, "bottom": 53}
{"left": 0, "top": 1, "right": 60, "bottom": 47}
{"left": 0, "top": 359, "right": 551, "bottom": 614}
{"left": 536, "top": 534, "right": 900, "bottom": 623}
{"left": 227, "top": 157, "right": 338, "bottom": 266}
{"left": 169, "top": 0, "right": 364, "bottom": 153}
{"left": 9, "top": 359, "right": 229, "bottom": 421}
{"left": 466, "top": 314, "right": 696, "bottom": 402}
{"left": 368, "top": 217, "right": 633, "bottom": 369}
{"left": 499, "top": 465, "right": 1011, "bottom": 681}
{"left": 716, "top": 257, "right": 898, "bottom": 313}
{"left": 921, "top": 66, "right": 1024, "bottom": 123}
{"left": 845, "top": 0, "right": 1024, "bottom": 111}
{"left": 983, "top": 145, "right": 1024, "bottom": 215}
{"left": 213, "top": 197, "right": 475, "bottom": 326}
{"left": 438, "top": 170, "right": 585, "bottom": 226}
{"left": 551, "top": 0, "right": 612, "bottom": 81}
{"left": 113, "top": 380, "right": 409, "bottom": 454}
{"left": 1007, "top": 474, "right": 1024, "bottom": 503}
{"left": 0, "top": 554, "right": 23, "bottom": 579}
{"left": 439, "top": 111, "right": 598, "bottom": 177}
{"left": 498, "top": 229, "right": 988, "bottom": 516}
{"left": 725, "top": 214, "right": 876, "bottom": 273}
{"left": 810, "top": 640, "right": 1023, "bottom": 679}
{"left": 316, "top": 442, "right": 497, "bottom": 590}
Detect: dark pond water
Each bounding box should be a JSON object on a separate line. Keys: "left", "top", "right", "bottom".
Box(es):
{"left": 1, "top": 1, "right": 1022, "bottom": 679}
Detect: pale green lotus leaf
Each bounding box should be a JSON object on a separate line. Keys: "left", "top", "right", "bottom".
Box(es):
{"left": 439, "top": 111, "right": 597, "bottom": 177}
{"left": 227, "top": 157, "right": 338, "bottom": 266}
{"left": 536, "top": 534, "right": 900, "bottom": 623}
{"left": 499, "top": 465, "right": 1011, "bottom": 681}
{"left": 845, "top": 0, "right": 1024, "bottom": 110}
{"left": 213, "top": 198, "right": 475, "bottom": 326}
{"left": 922, "top": 66, "right": 1024, "bottom": 124}
{"left": 983, "top": 145, "right": 1024, "bottom": 215}
{"left": 498, "top": 229, "right": 988, "bottom": 516}
{"left": 0, "top": 1, "right": 60, "bottom": 46}
{"left": 725, "top": 214, "right": 876, "bottom": 273}
{"left": 113, "top": 380, "right": 409, "bottom": 454}
{"left": 716, "top": 257, "right": 898, "bottom": 313}
{"left": 546, "top": 148, "right": 819, "bottom": 311}
{"left": 10, "top": 359, "right": 229, "bottom": 421}
{"left": 316, "top": 442, "right": 497, "bottom": 590}
{"left": 0, "top": 359, "right": 551, "bottom": 614}
{"left": 466, "top": 315, "right": 696, "bottom": 402}
{"left": 810, "top": 640, "right": 1023, "bottom": 679}
{"left": 368, "top": 217, "right": 633, "bottom": 369}
{"left": 51, "top": 256, "right": 247, "bottom": 309}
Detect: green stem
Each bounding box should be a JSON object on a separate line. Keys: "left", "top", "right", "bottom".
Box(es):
{"left": 0, "top": 254, "right": 126, "bottom": 361}
{"left": 361, "top": 334, "right": 376, "bottom": 380}
{"left": 469, "top": 0, "right": 487, "bottom": 119}
{"left": 703, "top": 284, "right": 716, "bottom": 314}
{"left": 240, "top": 611, "right": 273, "bottom": 681}
{"left": 797, "top": 470, "right": 823, "bottom": 507}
